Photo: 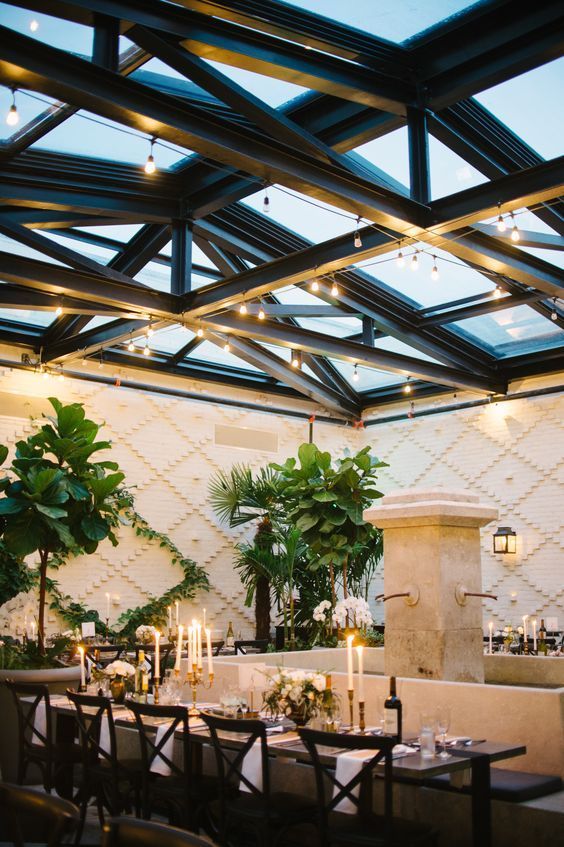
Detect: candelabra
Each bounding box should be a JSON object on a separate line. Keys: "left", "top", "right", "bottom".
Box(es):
{"left": 185, "top": 665, "right": 214, "bottom": 716}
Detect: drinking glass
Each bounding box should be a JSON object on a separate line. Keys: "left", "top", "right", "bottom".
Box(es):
{"left": 436, "top": 707, "right": 451, "bottom": 759}
{"left": 324, "top": 698, "right": 341, "bottom": 733}
{"left": 419, "top": 712, "right": 436, "bottom": 759}
{"left": 240, "top": 690, "right": 249, "bottom": 718}
{"left": 220, "top": 685, "right": 240, "bottom": 718}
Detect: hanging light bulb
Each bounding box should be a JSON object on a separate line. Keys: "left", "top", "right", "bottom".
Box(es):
{"left": 262, "top": 188, "right": 270, "bottom": 214}
{"left": 147, "top": 325, "right": 154, "bottom": 337}
{"left": 496, "top": 203, "right": 506, "bottom": 232}
{"left": 493, "top": 286, "right": 502, "bottom": 299}
{"left": 223, "top": 341, "right": 230, "bottom": 352}
{"left": 291, "top": 350, "right": 299, "bottom": 368}
{"left": 98, "top": 353, "right": 104, "bottom": 369}
{"left": 551, "top": 299, "right": 558, "bottom": 321}
{"left": 510, "top": 213, "right": 520, "bottom": 242}
{"left": 81, "top": 356, "right": 88, "bottom": 367}
{"left": 352, "top": 363, "right": 359, "bottom": 383}
{"left": 354, "top": 217, "right": 362, "bottom": 249}
{"left": 127, "top": 338, "right": 135, "bottom": 352}
{"left": 58, "top": 368, "right": 65, "bottom": 382}
{"left": 143, "top": 340, "right": 150, "bottom": 356}
{"left": 6, "top": 89, "right": 19, "bottom": 127}
{"left": 431, "top": 256, "right": 439, "bottom": 281}
{"left": 258, "top": 305, "right": 265, "bottom": 320}
{"left": 196, "top": 326, "right": 204, "bottom": 338}
{"left": 396, "top": 248, "right": 405, "bottom": 268}
{"left": 239, "top": 301, "right": 247, "bottom": 316}
{"left": 331, "top": 278, "right": 339, "bottom": 297}
{"left": 403, "top": 376, "right": 412, "bottom": 394}
{"left": 30, "top": 19, "right": 39, "bottom": 32}
{"left": 55, "top": 304, "right": 63, "bottom": 316}
{"left": 311, "top": 279, "right": 319, "bottom": 293}
{"left": 42, "top": 368, "right": 49, "bottom": 380}
{"left": 144, "top": 138, "right": 157, "bottom": 174}
{"left": 410, "top": 251, "right": 419, "bottom": 271}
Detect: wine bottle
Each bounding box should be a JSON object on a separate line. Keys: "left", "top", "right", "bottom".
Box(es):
{"left": 384, "top": 676, "right": 402, "bottom": 740}
{"left": 135, "top": 650, "right": 146, "bottom": 701}
{"left": 226, "top": 620, "right": 235, "bottom": 648}
{"left": 538, "top": 619, "right": 548, "bottom": 655}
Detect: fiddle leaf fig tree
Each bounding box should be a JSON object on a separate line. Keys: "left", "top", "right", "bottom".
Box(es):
{"left": 0, "top": 398, "right": 130, "bottom": 652}
{"left": 271, "top": 443, "right": 387, "bottom": 601}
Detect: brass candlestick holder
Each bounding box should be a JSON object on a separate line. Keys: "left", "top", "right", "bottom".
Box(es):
{"left": 153, "top": 677, "right": 160, "bottom": 704}
{"left": 105, "top": 618, "right": 110, "bottom": 642}
{"left": 185, "top": 665, "right": 214, "bottom": 716}
{"left": 358, "top": 701, "right": 366, "bottom": 734}
{"left": 347, "top": 688, "right": 354, "bottom": 728}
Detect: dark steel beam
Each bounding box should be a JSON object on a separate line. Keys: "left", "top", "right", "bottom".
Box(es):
{"left": 407, "top": 106, "right": 430, "bottom": 205}
{"left": 206, "top": 331, "right": 360, "bottom": 419}
{"left": 171, "top": 219, "right": 193, "bottom": 296}
{"left": 45, "top": 317, "right": 170, "bottom": 363}
{"left": 238, "top": 305, "right": 356, "bottom": 319}
{"left": 109, "top": 224, "right": 171, "bottom": 276}
{"left": 473, "top": 225, "right": 564, "bottom": 251}
{"left": 92, "top": 12, "right": 120, "bottom": 70}
{"left": 202, "top": 313, "right": 506, "bottom": 394}
{"left": 420, "top": 292, "right": 543, "bottom": 327}
{"left": 0, "top": 283, "right": 142, "bottom": 318}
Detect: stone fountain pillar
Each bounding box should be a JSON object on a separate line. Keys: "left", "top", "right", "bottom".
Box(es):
{"left": 364, "top": 489, "right": 498, "bottom": 683}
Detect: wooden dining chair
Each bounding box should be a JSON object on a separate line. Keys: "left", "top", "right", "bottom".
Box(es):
{"left": 200, "top": 711, "right": 316, "bottom": 847}
{"left": 66, "top": 689, "right": 142, "bottom": 844}
{"left": 4, "top": 680, "right": 81, "bottom": 794}
{"left": 126, "top": 700, "right": 217, "bottom": 832}
{"left": 134, "top": 643, "right": 174, "bottom": 679}
{"left": 233, "top": 640, "right": 269, "bottom": 655}
{"left": 0, "top": 781, "right": 80, "bottom": 846}
{"left": 86, "top": 644, "right": 126, "bottom": 669}
{"left": 102, "top": 816, "right": 217, "bottom": 847}
{"left": 299, "top": 728, "right": 437, "bottom": 847}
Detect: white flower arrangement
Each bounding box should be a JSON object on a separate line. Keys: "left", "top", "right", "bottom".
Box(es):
{"left": 312, "top": 600, "right": 332, "bottom": 623}
{"left": 105, "top": 660, "right": 136, "bottom": 678}
{"left": 263, "top": 668, "right": 333, "bottom": 723}
{"left": 61, "top": 629, "right": 80, "bottom": 642}
{"left": 332, "top": 596, "right": 373, "bottom": 629}
{"left": 135, "top": 624, "right": 158, "bottom": 644}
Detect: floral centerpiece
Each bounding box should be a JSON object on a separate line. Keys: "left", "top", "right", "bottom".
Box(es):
{"left": 135, "top": 625, "right": 158, "bottom": 645}
{"left": 332, "top": 596, "right": 373, "bottom": 630}
{"left": 263, "top": 668, "right": 335, "bottom": 726}
{"left": 105, "top": 659, "right": 136, "bottom": 703}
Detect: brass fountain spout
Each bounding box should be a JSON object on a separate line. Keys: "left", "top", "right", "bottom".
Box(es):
{"left": 375, "top": 584, "right": 419, "bottom": 606}
{"left": 455, "top": 584, "right": 498, "bottom": 606}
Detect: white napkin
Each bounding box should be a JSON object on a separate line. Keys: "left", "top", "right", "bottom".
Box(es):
{"left": 99, "top": 715, "right": 111, "bottom": 758}
{"left": 150, "top": 721, "right": 175, "bottom": 777}
{"left": 32, "top": 702, "right": 47, "bottom": 747}
{"left": 333, "top": 750, "right": 372, "bottom": 814}
{"left": 392, "top": 743, "right": 417, "bottom": 759}
{"left": 239, "top": 733, "right": 292, "bottom": 793}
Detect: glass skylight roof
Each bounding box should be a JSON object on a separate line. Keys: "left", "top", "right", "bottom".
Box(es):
{"left": 0, "top": 3, "right": 92, "bottom": 53}
{"left": 453, "top": 306, "right": 564, "bottom": 356}
{"left": 0, "top": 306, "right": 55, "bottom": 328}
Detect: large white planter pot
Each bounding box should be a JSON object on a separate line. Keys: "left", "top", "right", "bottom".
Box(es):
{"left": 0, "top": 665, "right": 80, "bottom": 782}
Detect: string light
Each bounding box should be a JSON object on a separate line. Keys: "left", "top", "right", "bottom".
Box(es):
{"left": 496, "top": 203, "right": 506, "bottom": 232}
{"left": 55, "top": 304, "right": 63, "bottom": 316}
{"left": 143, "top": 339, "right": 150, "bottom": 355}
{"left": 551, "top": 299, "right": 558, "bottom": 321}
{"left": 196, "top": 326, "right": 204, "bottom": 338}
{"left": 262, "top": 188, "right": 270, "bottom": 214}
{"left": 330, "top": 277, "right": 339, "bottom": 297}
{"left": 81, "top": 356, "right": 88, "bottom": 367}
{"left": 310, "top": 279, "right": 319, "bottom": 293}
{"left": 396, "top": 244, "right": 404, "bottom": 268}
{"left": 510, "top": 213, "right": 520, "bottom": 242}
{"left": 291, "top": 350, "right": 301, "bottom": 368}
{"left": 493, "top": 286, "right": 503, "bottom": 299}
{"left": 352, "top": 363, "right": 359, "bottom": 383}
{"left": 30, "top": 19, "right": 39, "bottom": 32}
{"left": 144, "top": 138, "right": 157, "bottom": 174}
{"left": 223, "top": 340, "right": 230, "bottom": 352}
{"left": 258, "top": 305, "right": 265, "bottom": 320}
{"left": 353, "top": 217, "right": 362, "bottom": 249}
{"left": 403, "top": 376, "right": 412, "bottom": 394}
{"left": 431, "top": 256, "right": 439, "bottom": 281}
{"left": 57, "top": 368, "right": 65, "bottom": 382}
{"left": 239, "top": 301, "right": 247, "bottom": 315}
{"left": 98, "top": 351, "right": 104, "bottom": 369}
{"left": 147, "top": 326, "right": 154, "bottom": 337}
{"left": 6, "top": 88, "right": 19, "bottom": 127}
{"left": 410, "top": 251, "right": 419, "bottom": 271}
{"left": 127, "top": 338, "right": 135, "bottom": 352}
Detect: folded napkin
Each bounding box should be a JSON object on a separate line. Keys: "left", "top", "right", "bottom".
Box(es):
{"left": 32, "top": 702, "right": 47, "bottom": 747}
{"left": 333, "top": 750, "right": 373, "bottom": 814}
{"left": 392, "top": 743, "right": 417, "bottom": 759}
{"left": 150, "top": 721, "right": 175, "bottom": 777}
{"left": 240, "top": 733, "right": 294, "bottom": 793}
{"left": 99, "top": 715, "right": 111, "bottom": 758}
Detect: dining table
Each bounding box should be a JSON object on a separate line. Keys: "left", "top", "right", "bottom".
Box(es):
{"left": 45, "top": 695, "right": 526, "bottom": 847}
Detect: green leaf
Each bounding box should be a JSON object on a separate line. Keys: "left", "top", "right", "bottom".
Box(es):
{"left": 50, "top": 399, "right": 86, "bottom": 437}
{"left": 0, "top": 497, "right": 26, "bottom": 515}
{"left": 354, "top": 453, "right": 371, "bottom": 472}
{"left": 317, "top": 451, "right": 331, "bottom": 471}
{"left": 312, "top": 490, "right": 338, "bottom": 502}
{"left": 81, "top": 512, "right": 110, "bottom": 541}
{"left": 89, "top": 473, "right": 125, "bottom": 502}
{"left": 43, "top": 516, "right": 75, "bottom": 547}
{"left": 35, "top": 504, "right": 67, "bottom": 519}
{"left": 295, "top": 513, "right": 319, "bottom": 532}
{"left": 298, "top": 442, "right": 318, "bottom": 469}
{"left": 65, "top": 479, "right": 89, "bottom": 500}
{"left": 0, "top": 445, "right": 7, "bottom": 466}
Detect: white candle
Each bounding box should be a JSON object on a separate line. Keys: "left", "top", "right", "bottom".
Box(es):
{"left": 154, "top": 631, "right": 160, "bottom": 680}
{"left": 532, "top": 619, "right": 537, "bottom": 652}
{"left": 488, "top": 621, "right": 493, "bottom": 654}
{"left": 78, "top": 645, "right": 85, "bottom": 688}
{"left": 168, "top": 606, "right": 172, "bottom": 631}
{"left": 175, "top": 624, "right": 183, "bottom": 671}
{"left": 356, "top": 646, "right": 364, "bottom": 701}
{"left": 175, "top": 601, "right": 179, "bottom": 626}
{"left": 30, "top": 621, "right": 36, "bottom": 641}
{"left": 522, "top": 615, "right": 528, "bottom": 643}
{"left": 187, "top": 625, "right": 193, "bottom": 667}
{"left": 206, "top": 627, "right": 213, "bottom": 674}
{"left": 105, "top": 592, "right": 110, "bottom": 619}
{"left": 346, "top": 634, "right": 354, "bottom": 691}
{"left": 197, "top": 624, "right": 202, "bottom": 669}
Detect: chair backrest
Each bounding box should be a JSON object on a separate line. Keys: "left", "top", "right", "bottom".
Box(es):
{"left": 102, "top": 816, "right": 215, "bottom": 847}
{"left": 4, "top": 679, "right": 53, "bottom": 750}
{"left": 126, "top": 701, "right": 189, "bottom": 780}
{"left": 66, "top": 689, "right": 118, "bottom": 772}
{"left": 200, "top": 711, "right": 270, "bottom": 804}
{"left": 0, "top": 781, "right": 79, "bottom": 847}
{"left": 134, "top": 643, "right": 174, "bottom": 679}
{"left": 234, "top": 639, "right": 269, "bottom": 655}
{"left": 86, "top": 645, "right": 125, "bottom": 668}
{"left": 210, "top": 640, "right": 224, "bottom": 656}
{"left": 298, "top": 728, "right": 394, "bottom": 837}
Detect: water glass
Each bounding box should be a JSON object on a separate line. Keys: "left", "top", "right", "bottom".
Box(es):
{"left": 419, "top": 712, "right": 436, "bottom": 759}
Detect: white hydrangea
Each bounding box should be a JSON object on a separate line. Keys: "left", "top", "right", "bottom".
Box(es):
{"left": 332, "top": 596, "right": 373, "bottom": 629}
{"left": 136, "top": 625, "right": 158, "bottom": 643}
{"left": 105, "top": 660, "right": 136, "bottom": 678}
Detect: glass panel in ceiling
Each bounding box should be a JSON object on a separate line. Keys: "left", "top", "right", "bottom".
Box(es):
{"left": 0, "top": 307, "right": 55, "bottom": 328}
{"left": 42, "top": 231, "right": 117, "bottom": 264}
{"left": 76, "top": 224, "right": 143, "bottom": 242}
{"left": 205, "top": 60, "right": 309, "bottom": 107}
{"left": 134, "top": 261, "right": 170, "bottom": 293}
{"left": 242, "top": 186, "right": 355, "bottom": 243}
{"left": 79, "top": 316, "right": 116, "bottom": 333}
{"left": 296, "top": 316, "right": 362, "bottom": 338}
{"left": 356, "top": 244, "right": 493, "bottom": 308}
{"left": 329, "top": 359, "right": 404, "bottom": 390}
{"left": 187, "top": 340, "right": 263, "bottom": 372}
{"left": 0, "top": 4, "right": 92, "bottom": 53}
{"left": 374, "top": 337, "right": 443, "bottom": 365}
{"left": 32, "top": 112, "right": 188, "bottom": 168}
{"left": 150, "top": 325, "right": 195, "bottom": 355}
{"left": 0, "top": 233, "right": 66, "bottom": 267}
{"left": 452, "top": 305, "right": 564, "bottom": 357}
{"left": 354, "top": 128, "right": 410, "bottom": 191}
{"left": 284, "top": 0, "right": 478, "bottom": 43}
{"left": 428, "top": 136, "right": 487, "bottom": 200}
{"left": 475, "top": 58, "right": 564, "bottom": 161}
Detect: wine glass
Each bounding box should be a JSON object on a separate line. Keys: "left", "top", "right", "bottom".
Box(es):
{"left": 436, "top": 707, "right": 451, "bottom": 759}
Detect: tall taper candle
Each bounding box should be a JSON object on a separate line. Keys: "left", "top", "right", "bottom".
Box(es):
{"left": 187, "top": 625, "right": 193, "bottom": 667}
{"left": 78, "top": 645, "right": 85, "bottom": 689}
{"left": 346, "top": 634, "right": 354, "bottom": 691}
{"left": 154, "top": 631, "right": 160, "bottom": 680}
{"left": 175, "top": 601, "right": 179, "bottom": 627}
{"left": 105, "top": 592, "right": 110, "bottom": 619}
{"left": 168, "top": 606, "right": 172, "bottom": 631}
{"left": 206, "top": 627, "right": 213, "bottom": 674}
{"left": 356, "top": 645, "right": 364, "bottom": 701}
{"left": 175, "top": 624, "right": 183, "bottom": 671}
{"left": 532, "top": 619, "right": 537, "bottom": 652}
{"left": 197, "top": 624, "right": 202, "bottom": 670}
